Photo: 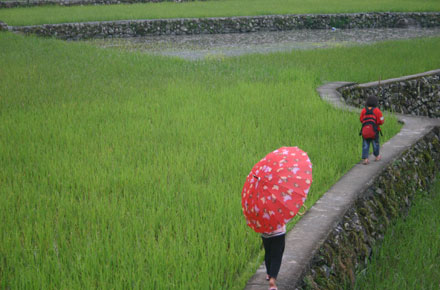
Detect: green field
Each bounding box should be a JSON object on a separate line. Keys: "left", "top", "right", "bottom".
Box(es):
{"left": 1, "top": 31, "right": 440, "bottom": 289}
{"left": 0, "top": 0, "right": 440, "bottom": 26}
{"left": 355, "top": 176, "right": 440, "bottom": 289}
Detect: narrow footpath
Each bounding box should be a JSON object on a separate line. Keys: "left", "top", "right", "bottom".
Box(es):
{"left": 245, "top": 70, "right": 440, "bottom": 290}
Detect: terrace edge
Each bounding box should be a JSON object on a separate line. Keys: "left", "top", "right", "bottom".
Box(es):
{"left": 245, "top": 69, "right": 440, "bottom": 289}
{"left": 3, "top": 12, "right": 440, "bottom": 40}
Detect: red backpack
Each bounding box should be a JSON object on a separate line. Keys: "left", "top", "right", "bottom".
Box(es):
{"left": 360, "top": 107, "right": 378, "bottom": 139}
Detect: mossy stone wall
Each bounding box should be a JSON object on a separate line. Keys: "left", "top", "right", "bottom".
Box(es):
{"left": 299, "top": 127, "right": 440, "bottom": 289}
{"left": 340, "top": 72, "right": 440, "bottom": 118}
{"left": 299, "top": 73, "right": 440, "bottom": 288}
{"left": 0, "top": 21, "right": 7, "bottom": 31}
{"left": 7, "top": 12, "right": 440, "bottom": 40}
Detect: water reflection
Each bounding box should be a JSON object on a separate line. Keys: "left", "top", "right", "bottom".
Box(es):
{"left": 88, "top": 27, "right": 440, "bottom": 60}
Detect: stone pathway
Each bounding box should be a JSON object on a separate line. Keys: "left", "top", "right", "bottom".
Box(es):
{"left": 245, "top": 70, "right": 440, "bottom": 290}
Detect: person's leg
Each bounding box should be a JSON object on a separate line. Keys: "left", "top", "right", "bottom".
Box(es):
{"left": 266, "top": 234, "right": 285, "bottom": 280}
{"left": 262, "top": 236, "right": 272, "bottom": 279}
{"left": 362, "top": 138, "right": 370, "bottom": 164}
{"left": 373, "top": 134, "right": 381, "bottom": 160}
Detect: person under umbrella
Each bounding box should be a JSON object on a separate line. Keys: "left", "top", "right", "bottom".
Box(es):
{"left": 242, "top": 147, "right": 313, "bottom": 290}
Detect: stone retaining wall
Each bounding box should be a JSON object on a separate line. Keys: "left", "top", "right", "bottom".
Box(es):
{"left": 295, "top": 72, "right": 440, "bottom": 288}
{"left": 0, "top": 21, "right": 7, "bottom": 31}
{"left": 299, "top": 126, "right": 440, "bottom": 289}
{"left": 7, "top": 12, "right": 440, "bottom": 40}
{"left": 340, "top": 70, "right": 440, "bottom": 118}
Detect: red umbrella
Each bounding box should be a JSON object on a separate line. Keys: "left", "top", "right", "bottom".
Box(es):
{"left": 241, "top": 147, "right": 312, "bottom": 233}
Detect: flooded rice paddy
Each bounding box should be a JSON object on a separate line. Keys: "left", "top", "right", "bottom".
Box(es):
{"left": 88, "top": 27, "right": 440, "bottom": 60}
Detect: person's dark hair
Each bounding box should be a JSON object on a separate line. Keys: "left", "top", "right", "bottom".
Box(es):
{"left": 366, "top": 96, "right": 378, "bottom": 107}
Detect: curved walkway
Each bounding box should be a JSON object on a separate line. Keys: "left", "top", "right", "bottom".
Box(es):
{"left": 245, "top": 70, "right": 440, "bottom": 289}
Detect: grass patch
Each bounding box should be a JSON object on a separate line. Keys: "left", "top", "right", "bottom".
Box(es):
{"left": 355, "top": 176, "right": 440, "bottom": 289}
{"left": 0, "top": 0, "right": 439, "bottom": 26}
{"left": 1, "top": 32, "right": 440, "bottom": 289}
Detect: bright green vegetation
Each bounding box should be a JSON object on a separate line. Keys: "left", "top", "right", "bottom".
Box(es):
{"left": 0, "top": 0, "right": 439, "bottom": 26}
{"left": 1, "top": 32, "right": 440, "bottom": 288}
{"left": 355, "top": 176, "right": 440, "bottom": 289}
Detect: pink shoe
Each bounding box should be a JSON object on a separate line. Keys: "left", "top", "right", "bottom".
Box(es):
{"left": 375, "top": 155, "right": 382, "bottom": 161}
{"left": 363, "top": 159, "right": 369, "bottom": 165}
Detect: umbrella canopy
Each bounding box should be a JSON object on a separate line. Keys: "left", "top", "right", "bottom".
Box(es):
{"left": 241, "top": 146, "right": 312, "bottom": 233}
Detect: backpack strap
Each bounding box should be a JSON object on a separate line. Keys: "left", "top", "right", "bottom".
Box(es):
{"left": 362, "top": 107, "right": 377, "bottom": 124}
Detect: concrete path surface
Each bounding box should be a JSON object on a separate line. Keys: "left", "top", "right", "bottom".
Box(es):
{"left": 245, "top": 73, "right": 440, "bottom": 290}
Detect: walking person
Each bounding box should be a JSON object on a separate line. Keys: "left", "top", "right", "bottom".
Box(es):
{"left": 241, "top": 146, "right": 313, "bottom": 290}
{"left": 262, "top": 225, "right": 286, "bottom": 290}
{"left": 360, "top": 96, "right": 384, "bottom": 165}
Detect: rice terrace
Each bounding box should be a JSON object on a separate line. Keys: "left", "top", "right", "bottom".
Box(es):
{"left": 0, "top": 0, "right": 440, "bottom": 289}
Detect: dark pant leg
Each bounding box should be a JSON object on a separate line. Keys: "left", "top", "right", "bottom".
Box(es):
{"left": 372, "top": 134, "right": 380, "bottom": 157}
{"left": 262, "top": 236, "right": 272, "bottom": 276}
{"left": 362, "top": 138, "right": 371, "bottom": 159}
{"left": 262, "top": 234, "right": 285, "bottom": 279}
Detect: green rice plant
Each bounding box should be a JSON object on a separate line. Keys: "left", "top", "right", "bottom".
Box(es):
{"left": 0, "top": 0, "right": 439, "bottom": 26}
{"left": 1, "top": 32, "right": 440, "bottom": 289}
{"left": 355, "top": 177, "right": 440, "bottom": 289}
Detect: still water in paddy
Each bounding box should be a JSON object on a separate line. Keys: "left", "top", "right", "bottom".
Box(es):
{"left": 88, "top": 27, "right": 440, "bottom": 60}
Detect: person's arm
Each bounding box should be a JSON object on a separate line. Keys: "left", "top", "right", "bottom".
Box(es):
{"left": 375, "top": 108, "right": 384, "bottom": 126}
{"left": 360, "top": 108, "right": 365, "bottom": 123}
